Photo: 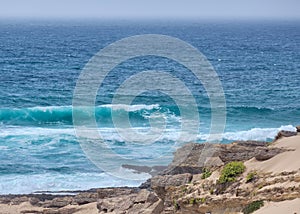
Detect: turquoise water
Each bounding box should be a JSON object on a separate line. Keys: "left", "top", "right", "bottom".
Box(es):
{"left": 0, "top": 20, "right": 299, "bottom": 194}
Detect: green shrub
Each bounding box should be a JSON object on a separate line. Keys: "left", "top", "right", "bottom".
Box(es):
{"left": 200, "top": 197, "right": 206, "bottom": 203}
{"left": 189, "top": 198, "right": 196, "bottom": 204}
{"left": 219, "top": 161, "right": 246, "bottom": 184}
{"left": 173, "top": 199, "right": 179, "bottom": 210}
{"left": 246, "top": 171, "right": 257, "bottom": 183}
{"left": 201, "top": 168, "right": 212, "bottom": 179}
{"left": 242, "top": 200, "right": 264, "bottom": 214}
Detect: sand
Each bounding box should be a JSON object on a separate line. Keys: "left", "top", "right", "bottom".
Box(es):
{"left": 245, "top": 134, "right": 300, "bottom": 174}
{"left": 0, "top": 202, "right": 98, "bottom": 214}
{"left": 0, "top": 202, "right": 43, "bottom": 214}
{"left": 253, "top": 198, "right": 300, "bottom": 214}
{"left": 245, "top": 134, "right": 300, "bottom": 213}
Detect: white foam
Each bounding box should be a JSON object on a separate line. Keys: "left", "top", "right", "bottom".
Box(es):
{"left": 101, "top": 104, "right": 160, "bottom": 112}
{"left": 198, "top": 125, "right": 296, "bottom": 142}
{"left": 0, "top": 126, "right": 76, "bottom": 137}
{"left": 5, "top": 104, "right": 160, "bottom": 112}
{"left": 0, "top": 172, "right": 146, "bottom": 194}
{"left": 29, "top": 106, "right": 72, "bottom": 111}
{"left": 2, "top": 124, "right": 296, "bottom": 143}
{"left": 0, "top": 124, "right": 297, "bottom": 194}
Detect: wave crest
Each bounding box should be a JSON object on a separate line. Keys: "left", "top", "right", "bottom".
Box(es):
{"left": 0, "top": 104, "right": 162, "bottom": 125}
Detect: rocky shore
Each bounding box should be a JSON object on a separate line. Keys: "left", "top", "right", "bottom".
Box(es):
{"left": 1, "top": 129, "right": 300, "bottom": 214}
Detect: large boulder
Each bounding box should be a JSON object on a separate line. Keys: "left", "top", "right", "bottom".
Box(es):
{"left": 151, "top": 173, "right": 192, "bottom": 188}
{"left": 162, "top": 143, "right": 214, "bottom": 175}
{"left": 274, "top": 130, "right": 297, "bottom": 140}
{"left": 254, "top": 147, "right": 284, "bottom": 161}
{"left": 134, "top": 189, "right": 158, "bottom": 204}
{"left": 150, "top": 173, "right": 192, "bottom": 198}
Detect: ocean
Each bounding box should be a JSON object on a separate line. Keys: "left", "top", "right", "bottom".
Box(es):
{"left": 0, "top": 20, "right": 299, "bottom": 194}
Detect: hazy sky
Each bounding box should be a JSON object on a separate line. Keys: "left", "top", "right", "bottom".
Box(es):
{"left": 0, "top": 0, "right": 299, "bottom": 19}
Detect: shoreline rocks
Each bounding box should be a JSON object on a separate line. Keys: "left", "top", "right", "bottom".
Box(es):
{"left": 161, "top": 140, "right": 285, "bottom": 176}
{"left": 1, "top": 129, "right": 299, "bottom": 214}
{"left": 274, "top": 130, "right": 297, "bottom": 140}
{"left": 97, "top": 189, "right": 163, "bottom": 214}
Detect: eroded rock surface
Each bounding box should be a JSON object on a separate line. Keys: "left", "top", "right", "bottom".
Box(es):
{"left": 274, "top": 130, "right": 297, "bottom": 140}
{"left": 97, "top": 189, "right": 163, "bottom": 214}
{"left": 162, "top": 141, "right": 285, "bottom": 175}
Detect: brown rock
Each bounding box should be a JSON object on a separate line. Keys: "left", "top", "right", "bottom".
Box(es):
{"left": 11, "top": 196, "right": 29, "bottom": 205}
{"left": 29, "top": 197, "right": 40, "bottom": 206}
{"left": 129, "top": 198, "right": 164, "bottom": 214}
{"left": 275, "top": 130, "right": 297, "bottom": 140}
{"left": 97, "top": 189, "right": 161, "bottom": 214}
{"left": 150, "top": 173, "right": 192, "bottom": 198}
{"left": 129, "top": 203, "right": 150, "bottom": 213}
{"left": 141, "top": 198, "right": 164, "bottom": 214}
{"left": 204, "top": 156, "right": 224, "bottom": 167}
{"left": 162, "top": 141, "right": 284, "bottom": 175}
{"left": 0, "top": 196, "right": 13, "bottom": 204}
{"left": 151, "top": 173, "right": 192, "bottom": 188}
{"left": 20, "top": 210, "right": 42, "bottom": 214}
{"left": 139, "top": 178, "right": 151, "bottom": 189}
{"left": 254, "top": 147, "right": 285, "bottom": 161}
{"left": 97, "top": 188, "right": 139, "bottom": 212}
{"left": 97, "top": 187, "right": 138, "bottom": 199}
{"left": 296, "top": 126, "right": 300, "bottom": 132}
{"left": 42, "top": 197, "right": 72, "bottom": 208}
{"left": 134, "top": 189, "right": 158, "bottom": 204}
{"left": 42, "top": 209, "right": 59, "bottom": 214}
{"left": 97, "top": 194, "right": 137, "bottom": 213}
{"left": 163, "top": 143, "right": 214, "bottom": 175}
{"left": 217, "top": 142, "right": 266, "bottom": 163}
{"left": 72, "top": 192, "right": 97, "bottom": 205}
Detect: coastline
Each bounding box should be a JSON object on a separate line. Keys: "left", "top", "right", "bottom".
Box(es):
{"left": 0, "top": 129, "right": 299, "bottom": 214}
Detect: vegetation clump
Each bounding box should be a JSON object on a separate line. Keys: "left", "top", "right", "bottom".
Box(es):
{"left": 188, "top": 197, "right": 206, "bottom": 205}
{"left": 242, "top": 200, "right": 264, "bottom": 214}
{"left": 218, "top": 161, "right": 245, "bottom": 184}
{"left": 246, "top": 171, "right": 257, "bottom": 183}
{"left": 201, "top": 168, "right": 212, "bottom": 179}
{"left": 173, "top": 199, "right": 180, "bottom": 210}
{"left": 199, "top": 197, "right": 206, "bottom": 203}
{"left": 189, "top": 198, "right": 196, "bottom": 204}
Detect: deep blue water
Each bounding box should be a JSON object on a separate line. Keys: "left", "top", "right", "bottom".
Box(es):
{"left": 0, "top": 20, "right": 300, "bottom": 194}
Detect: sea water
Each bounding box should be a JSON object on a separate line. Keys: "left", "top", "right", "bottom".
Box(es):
{"left": 0, "top": 20, "right": 299, "bottom": 194}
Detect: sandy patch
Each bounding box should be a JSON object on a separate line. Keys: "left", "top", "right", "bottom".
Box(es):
{"left": 0, "top": 202, "right": 98, "bottom": 214}
{"left": 253, "top": 198, "right": 300, "bottom": 214}
{"left": 245, "top": 134, "right": 300, "bottom": 174}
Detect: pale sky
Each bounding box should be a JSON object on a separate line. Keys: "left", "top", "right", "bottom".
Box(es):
{"left": 0, "top": 0, "right": 299, "bottom": 19}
